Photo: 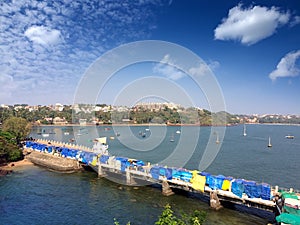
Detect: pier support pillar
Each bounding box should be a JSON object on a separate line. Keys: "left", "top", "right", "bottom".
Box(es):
{"left": 98, "top": 164, "right": 105, "bottom": 177}
{"left": 210, "top": 191, "right": 223, "bottom": 210}
{"left": 126, "top": 170, "right": 136, "bottom": 185}
{"left": 162, "top": 180, "right": 174, "bottom": 196}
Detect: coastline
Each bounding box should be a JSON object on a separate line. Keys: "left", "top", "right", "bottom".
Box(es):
{"left": 36, "top": 122, "right": 300, "bottom": 127}
{"left": 0, "top": 158, "right": 34, "bottom": 175}
{"left": 33, "top": 123, "right": 228, "bottom": 127}
{"left": 0, "top": 158, "right": 34, "bottom": 170}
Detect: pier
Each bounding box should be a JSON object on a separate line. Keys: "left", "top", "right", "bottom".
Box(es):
{"left": 23, "top": 139, "right": 300, "bottom": 223}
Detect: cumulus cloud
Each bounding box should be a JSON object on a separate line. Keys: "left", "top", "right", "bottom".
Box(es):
{"left": 214, "top": 4, "right": 291, "bottom": 45}
{"left": 25, "top": 26, "right": 62, "bottom": 46}
{"left": 269, "top": 50, "right": 300, "bottom": 81}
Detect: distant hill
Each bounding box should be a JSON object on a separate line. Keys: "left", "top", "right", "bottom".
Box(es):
{"left": 1, "top": 104, "right": 299, "bottom": 126}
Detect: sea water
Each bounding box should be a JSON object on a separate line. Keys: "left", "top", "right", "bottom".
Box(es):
{"left": 1, "top": 124, "right": 299, "bottom": 224}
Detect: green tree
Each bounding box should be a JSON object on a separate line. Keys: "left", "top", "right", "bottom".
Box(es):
{"left": 113, "top": 204, "right": 206, "bottom": 225}
{"left": 2, "top": 117, "right": 31, "bottom": 144}
{"left": 181, "top": 209, "right": 206, "bottom": 225}
{"left": 155, "top": 204, "right": 179, "bottom": 225}
{"left": 0, "top": 132, "right": 23, "bottom": 163}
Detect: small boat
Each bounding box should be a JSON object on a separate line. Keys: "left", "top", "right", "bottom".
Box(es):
{"left": 176, "top": 130, "right": 181, "bottom": 134}
{"left": 243, "top": 124, "right": 247, "bottom": 136}
{"left": 267, "top": 136, "right": 272, "bottom": 148}
{"left": 285, "top": 135, "right": 294, "bottom": 139}
{"left": 145, "top": 128, "right": 150, "bottom": 131}
{"left": 216, "top": 133, "right": 220, "bottom": 144}
{"left": 39, "top": 129, "right": 51, "bottom": 137}
{"left": 77, "top": 132, "right": 88, "bottom": 136}
{"left": 139, "top": 131, "right": 146, "bottom": 138}
{"left": 170, "top": 134, "right": 175, "bottom": 142}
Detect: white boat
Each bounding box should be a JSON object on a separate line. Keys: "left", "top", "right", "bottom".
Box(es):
{"left": 170, "top": 133, "right": 175, "bottom": 142}
{"left": 139, "top": 131, "right": 146, "bottom": 137}
{"left": 243, "top": 124, "right": 247, "bottom": 136}
{"left": 216, "top": 133, "right": 220, "bottom": 144}
{"left": 268, "top": 136, "right": 272, "bottom": 148}
{"left": 176, "top": 130, "right": 181, "bottom": 134}
{"left": 42, "top": 133, "right": 49, "bottom": 137}
{"left": 77, "top": 131, "right": 88, "bottom": 136}
{"left": 285, "top": 135, "right": 294, "bottom": 139}
{"left": 64, "top": 132, "right": 70, "bottom": 135}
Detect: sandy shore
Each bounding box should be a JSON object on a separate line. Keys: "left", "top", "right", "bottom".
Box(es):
{"left": 0, "top": 158, "right": 34, "bottom": 171}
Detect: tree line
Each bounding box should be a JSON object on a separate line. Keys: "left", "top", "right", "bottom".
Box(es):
{"left": 0, "top": 117, "right": 31, "bottom": 165}
{"left": 0, "top": 105, "right": 241, "bottom": 126}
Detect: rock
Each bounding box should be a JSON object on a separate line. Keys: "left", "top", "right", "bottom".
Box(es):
{"left": 0, "top": 169, "right": 12, "bottom": 176}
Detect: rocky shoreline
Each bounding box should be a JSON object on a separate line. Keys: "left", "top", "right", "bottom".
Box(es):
{"left": 0, "top": 158, "right": 33, "bottom": 176}
{"left": 0, "top": 168, "right": 12, "bottom": 176}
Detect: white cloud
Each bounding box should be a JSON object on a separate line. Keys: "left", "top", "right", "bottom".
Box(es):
{"left": 153, "top": 55, "right": 220, "bottom": 80}
{"left": 153, "top": 54, "right": 186, "bottom": 80}
{"left": 0, "top": 74, "right": 18, "bottom": 99}
{"left": 207, "top": 60, "right": 220, "bottom": 71}
{"left": 290, "top": 16, "right": 300, "bottom": 27}
{"left": 214, "top": 4, "right": 291, "bottom": 45}
{"left": 269, "top": 50, "right": 300, "bottom": 81}
{"left": 25, "top": 26, "right": 61, "bottom": 46}
{"left": 189, "top": 63, "right": 211, "bottom": 77}
{"left": 0, "top": 0, "right": 168, "bottom": 104}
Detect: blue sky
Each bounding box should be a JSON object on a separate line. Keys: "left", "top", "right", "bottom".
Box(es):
{"left": 1, "top": 0, "right": 300, "bottom": 114}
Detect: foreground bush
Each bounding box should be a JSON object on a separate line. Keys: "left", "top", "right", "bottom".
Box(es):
{"left": 114, "top": 204, "right": 206, "bottom": 225}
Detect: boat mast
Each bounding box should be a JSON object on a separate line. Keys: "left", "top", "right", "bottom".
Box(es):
{"left": 216, "top": 132, "right": 220, "bottom": 144}
{"left": 268, "top": 136, "right": 272, "bottom": 148}
{"left": 243, "top": 124, "right": 247, "bottom": 136}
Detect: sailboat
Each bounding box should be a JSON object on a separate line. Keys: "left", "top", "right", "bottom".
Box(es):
{"left": 267, "top": 136, "right": 272, "bottom": 148}
{"left": 170, "top": 133, "right": 175, "bottom": 142}
{"left": 243, "top": 124, "right": 247, "bottom": 136}
{"left": 216, "top": 133, "right": 220, "bottom": 144}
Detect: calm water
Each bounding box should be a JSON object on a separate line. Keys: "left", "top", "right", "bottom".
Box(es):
{"left": 1, "top": 124, "right": 300, "bottom": 224}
